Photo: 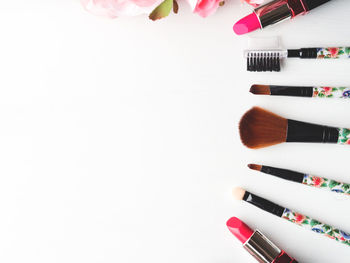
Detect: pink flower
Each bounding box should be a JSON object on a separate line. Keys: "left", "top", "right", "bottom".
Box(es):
{"left": 312, "top": 176, "right": 324, "bottom": 188}
{"left": 328, "top": 48, "right": 340, "bottom": 58}
{"left": 242, "top": 0, "right": 265, "bottom": 7}
{"left": 346, "top": 139, "right": 350, "bottom": 145}
{"left": 294, "top": 213, "right": 306, "bottom": 225}
{"left": 81, "top": 0, "right": 163, "bottom": 17}
{"left": 322, "top": 87, "right": 332, "bottom": 96}
{"left": 187, "top": 0, "right": 221, "bottom": 17}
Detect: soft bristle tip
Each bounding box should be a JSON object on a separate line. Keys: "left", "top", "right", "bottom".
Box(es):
{"left": 232, "top": 187, "right": 246, "bottom": 201}
{"left": 239, "top": 107, "right": 287, "bottom": 149}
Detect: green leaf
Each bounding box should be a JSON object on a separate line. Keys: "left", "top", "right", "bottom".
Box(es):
{"left": 329, "top": 180, "right": 340, "bottom": 189}
{"left": 343, "top": 129, "right": 350, "bottom": 136}
{"left": 310, "top": 219, "right": 321, "bottom": 227}
{"left": 324, "top": 225, "right": 331, "bottom": 232}
{"left": 321, "top": 183, "right": 328, "bottom": 187}
{"left": 149, "top": 0, "right": 173, "bottom": 21}
{"left": 343, "top": 184, "right": 350, "bottom": 191}
{"left": 346, "top": 47, "right": 350, "bottom": 55}
{"left": 332, "top": 88, "right": 338, "bottom": 92}
{"left": 339, "top": 50, "right": 345, "bottom": 55}
{"left": 302, "top": 220, "right": 309, "bottom": 225}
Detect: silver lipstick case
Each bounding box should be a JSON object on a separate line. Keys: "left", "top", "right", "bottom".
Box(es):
{"left": 243, "top": 230, "right": 281, "bottom": 263}
{"left": 254, "top": 0, "right": 292, "bottom": 28}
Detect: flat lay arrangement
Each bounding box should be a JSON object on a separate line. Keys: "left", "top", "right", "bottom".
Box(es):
{"left": 228, "top": 1, "right": 350, "bottom": 262}
{"left": 81, "top": 1, "right": 349, "bottom": 261}
{"left": 2, "top": 1, "right": 350, "bottom": 263}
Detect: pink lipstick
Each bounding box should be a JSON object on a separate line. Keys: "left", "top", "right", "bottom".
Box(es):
{"left": 233, "top": 0, "right": 332, "bottom": 35}
{"left": 226, "top": 217, "right": 298, "bottom": 263}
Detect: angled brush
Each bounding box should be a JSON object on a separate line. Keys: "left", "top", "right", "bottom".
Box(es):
{"left": 239, "top": 107, "right": 350, "bottom": 149}
{"left": 250, "top": 85, "right": 350, "bottom": 99}
{"left": 248, "top": 164, "right": 350, "bottom": 196}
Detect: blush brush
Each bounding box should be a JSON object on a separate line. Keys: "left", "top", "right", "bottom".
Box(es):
{"left": 250, "top": 85, "right": 350, "bottom": 99}
{"left": 239, "top": 107, "right": 350, "bottom": 149}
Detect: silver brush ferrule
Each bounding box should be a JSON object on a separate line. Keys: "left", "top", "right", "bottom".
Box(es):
{"left": 254, "top": 0, "right": 293, "bottom": 28}
{"left": 243, "top": 230, "right": 281, "bottom": 263}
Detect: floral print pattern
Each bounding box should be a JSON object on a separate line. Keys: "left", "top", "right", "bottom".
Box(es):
{"left": 282, "top": 208, "right": 350, "bottom": 246}
{"left": 338, "top": 128, "right": 350, "bottom": 145}
{"left": 302, "top": 174, "right": 350, "bottom": 195}
{"left": 317, "top": 47, "right": 350, "bottom": 59}
{"left": 312, "top": 87, "right": 350, "bottom": 98}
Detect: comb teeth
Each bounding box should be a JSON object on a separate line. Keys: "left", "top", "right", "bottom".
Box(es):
{"left": 246, "top": 51, "right": 287, "bottom": 72}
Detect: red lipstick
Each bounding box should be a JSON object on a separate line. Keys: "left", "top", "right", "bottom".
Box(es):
{"left": 226, "top": 217, "right": 298, "bottom": 263}
{"left": 233, "top": 0, "right": 332, "bottom": 35}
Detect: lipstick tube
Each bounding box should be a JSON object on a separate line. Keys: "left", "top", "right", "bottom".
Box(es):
{"left": 227, "top": 217, "right": 298, "bottom": 263}
{"left": 233, "top": 0, "right": 332, "bottom": 35}
{"left": 255, "top": 0, "right": 330, "bottom": 28}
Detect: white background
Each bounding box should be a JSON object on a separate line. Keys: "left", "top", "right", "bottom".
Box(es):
{"left": 0, "top": 0, "right": 350, "bottom": 262}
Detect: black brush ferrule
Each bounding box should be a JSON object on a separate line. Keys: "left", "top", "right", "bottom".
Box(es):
{"left": 270, "top": 85, "right": 313, "bottom": 97}
{"left": 261, "top": 165, "right": 304, "bottom": 183}
{"left": 303, "top": 0, "right": 331, "bottom": 11}
{"left": 287, "top": 48, "right": 318, "bottom": 58}
{"left": 243, "top": 191, "right": 285, "bottom": 217}
{"left": 287, "top": 119, "right": 339, "bottom": 143}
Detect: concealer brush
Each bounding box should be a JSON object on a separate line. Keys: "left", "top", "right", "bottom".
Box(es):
{"left": 233, "top": 187, "right": 350, "bottom": 246}
{"left": 239, "top": 107, "right": 350, "bottom": 149}
{"left": 248, "top": 164, "right": 350, "bottom": 196}
{"left": 250, "top": 85, "right": 350, "bottom": 99}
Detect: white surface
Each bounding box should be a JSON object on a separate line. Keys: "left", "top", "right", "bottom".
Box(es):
{"left": 0, "top": 1, "right": 350, "bottom": 262}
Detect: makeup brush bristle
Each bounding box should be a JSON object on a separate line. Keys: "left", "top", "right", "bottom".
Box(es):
{"left": 250, "top": 85, "right": 271, "bottom": 95}
{"left": 248, "top": 164, "right": 262, "bottom": 171}
{"left": 232, "top": 187, "right": 246, "bottom": 201}
{"left": 239, "top": 107, "right": 288, "bottom": 149}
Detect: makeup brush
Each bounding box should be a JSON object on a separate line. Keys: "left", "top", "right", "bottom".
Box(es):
{"left": 250, "top": 85, "right": 350, "bottom": 99}
{"left": 233, "top": 187, "right": 350, "bottom": 246}
{"left": 246, "top": 47, "right": 350, "bottom": 72}
{"left": 239, "top": 107, "right": 350, "bottom": 149}
{"left": 248, "top": 164, "right": 350, "bottom": 196}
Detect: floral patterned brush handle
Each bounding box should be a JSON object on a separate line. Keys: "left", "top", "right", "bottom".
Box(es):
{"left": 282, "top": 208, "right": 350, "bottom": 246}
{"left": 338, "top": 128, "right": 350, "bottom": 145}
{"left": 313, "top": 87, "right": 350, "bottom": 98}
{"left": 302, "top": 174, "right": 350, "bottom": 195}
{"left": 317, "top": 47, "right": 350, "bottom": 59}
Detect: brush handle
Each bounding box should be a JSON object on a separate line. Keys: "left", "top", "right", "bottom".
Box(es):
{"left": 317, "top": 47, "right": 350, "bottom": 59}
{"left": 243, "top": 191, "right": 350, "bottom": 246}
{"left": 286, "top": 120, "right": 350, "bottom": 145}
{"left": 338, "top": 128, "right": 350, "bottom": 144}
{"left": 313, "top": 87, "right": 350, "bottom": 99}
{"left": 260, "top": 165, "right": 350, "bottom": 196}
{"left": 302, "top": 174, "right": 350, "bottom": 196}
{"left": 288, "top": 47, "right": 350, "bottom": 59}
{"left": 282, "top": 208, "right": 350, "bottom": 246}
